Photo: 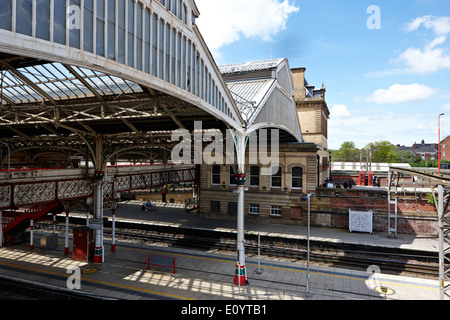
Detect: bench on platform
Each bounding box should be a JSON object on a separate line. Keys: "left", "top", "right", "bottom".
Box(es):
{"left": 145, "top": 254, "right": 177, "bottom": 274}
{"left": 142, "top": 203, "right": 157, "bottom": 211}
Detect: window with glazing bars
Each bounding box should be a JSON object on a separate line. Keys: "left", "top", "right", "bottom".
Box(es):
{"left": 249, "top": 204, "right": 260, "bottom": 215}
{"left": 270, "top": 206, "right": 282, "bottom": 216}
{"left": 211, "top": 165, "right": 220, "bottom": 185}
{"left": 291, "top": 167, "right": 303, "bottom": 189}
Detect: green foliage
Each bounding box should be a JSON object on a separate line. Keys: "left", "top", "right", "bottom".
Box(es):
{"left": 331, "top": 141, "right": 359, "bottom": 162}
{"left": 394, "top": 150, "right": 415, "bottom": 163}
{"left": 363, "top": 141, "right": 398, "bottom": 163}
{"left": 410, "top": 159, "right": 438, "bottom": 167}
{"left": 331, "top": 140, "right": 439, "bottom": 167}
{"left": 427, "top": 193, "right": 436, "bottom": 205}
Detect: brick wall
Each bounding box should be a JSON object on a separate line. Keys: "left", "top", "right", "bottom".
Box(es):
{"left": 312, "top": 188, "right": 438, "bottom": 235}
{"left": 199, "top": 162, "right": 439, "bottom": 235}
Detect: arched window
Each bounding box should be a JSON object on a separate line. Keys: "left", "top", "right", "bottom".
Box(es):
{"left": 271, "top": 166, "right": 282, "bottom": 188}
{"left": 249, "top": 166, "right": 260, "bottom": 187}
{"left": 292, "top": 167, "right": 303, "bottom": 189}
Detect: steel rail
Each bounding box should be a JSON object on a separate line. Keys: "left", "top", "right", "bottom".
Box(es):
{"left": 37, "top": 220, "right": 439, "bottom": 278}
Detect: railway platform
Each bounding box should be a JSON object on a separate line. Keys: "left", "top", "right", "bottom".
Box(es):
{"left": 0, "top": 234, "right": 442, "bottom": 301}
{"left": 108, "top": 200, "right": 439, "bottom": 254}
{"left": 0, "top": 200, "right": 445, "bottom": 302}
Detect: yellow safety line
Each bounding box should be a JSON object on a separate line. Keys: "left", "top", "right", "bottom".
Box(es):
{"left": 0, "top": 244, "right": 438, "bottom": 300}
{"left": 121, "top": 245, "right": 439, "bottom": 291}
{"left": 0, "top": 261, "right": 194, "bottom": 300}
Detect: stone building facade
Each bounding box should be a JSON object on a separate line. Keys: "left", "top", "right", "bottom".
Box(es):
{"left": 292, "top": 67, "right": 330, "bottom": 185}
{"left": 198, "top": 60, "right": 330, "bottom": 224}
{"left": 199, "top": 143, "right": 319, "bottom": 223}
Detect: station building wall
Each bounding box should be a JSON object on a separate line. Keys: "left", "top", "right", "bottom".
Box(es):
{"left": 198, "top": 144, "right": 319, "bottom": 224}
{"left": 313, "top": 188, "right": 438, "bottom": 236}
{"left": 199, "top": 162, "right": 438, "bottom": 235}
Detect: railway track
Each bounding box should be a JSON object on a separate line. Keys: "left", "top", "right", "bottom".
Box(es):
{"left": 37, "top": 219, "right": 440, "bottom": 279}
{"left": 111, "top": 229, "right": 439, "bottom": 278}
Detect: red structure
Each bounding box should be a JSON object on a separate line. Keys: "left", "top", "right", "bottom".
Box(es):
{"left": 72, "top": 228, "right": 94, "bottom": 262}
{"left": 145, "top": 254, "right": 177, "bottom": 274}
{"left": 358, "top": 171, "right": 365, "bottom": 186}
{"left": 358, "top": 171, "right": 374, "bottom": 186}
{"left": 0, "top": 164, "right": 198, "bottom": 257}
{"left": 234, "top": 264, "right": 246, "bottom": 286}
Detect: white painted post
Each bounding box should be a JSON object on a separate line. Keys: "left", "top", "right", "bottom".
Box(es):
{"left": 235, "top": 132, "right": 248, "bottom": 284}
{"left": 93, "top": 174, "right": 104, "bottom": 263}
{"left": 256, "top": 233, "right": 262, "bottom": 274}
{"left": 64, "top": 211, "right": 69, "bottom": 255}
{"left": 30, "top": 220, "right": 34, "bottom": 250}
{"left": 0, "top": 210, "right": 3, "bottom": 248}
{"left": 307, "top": 194, "right": 311, "bottom": 296}
{"left": 438, "top": 185, "right": 445, "bottom": 300}
{"left": 111, "top": 209, "right": 116, "bottom": 252}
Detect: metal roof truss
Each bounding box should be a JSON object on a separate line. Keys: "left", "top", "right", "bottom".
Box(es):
{"left": 0, "top": 55, "right": 217, "bottom": 139}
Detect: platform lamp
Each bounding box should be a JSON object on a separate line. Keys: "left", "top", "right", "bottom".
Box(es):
{"left": 301, "top": 193, "right": 315, "bottom": 296}
{"left": 439, "top": 113, "right": 444, "bottom": 174}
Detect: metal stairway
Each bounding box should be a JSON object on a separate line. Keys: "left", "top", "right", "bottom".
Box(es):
{"left": 2, "top": 202, "right": 61, "bottom": 236}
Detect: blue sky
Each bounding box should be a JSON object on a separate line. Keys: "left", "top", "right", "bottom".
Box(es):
{"left": 195, "top": 0, "right": 450, "bottom": 150}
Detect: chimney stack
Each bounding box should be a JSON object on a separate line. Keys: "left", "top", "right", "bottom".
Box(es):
{"left": 291, "top": 67, "right": 306, "bottom": 101}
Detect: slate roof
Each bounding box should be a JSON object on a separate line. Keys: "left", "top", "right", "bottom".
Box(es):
{"left": 218, "top": 58, "right": 284, "bottom": 74}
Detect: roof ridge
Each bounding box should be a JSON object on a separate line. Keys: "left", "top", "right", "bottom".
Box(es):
{"left": 218, "top": 58, "right": 285, "bottom": 74}
{"left": 219, "top": 58, "right": 283, "bottom": 66}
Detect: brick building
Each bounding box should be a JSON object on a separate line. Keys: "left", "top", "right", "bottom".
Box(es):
{"left": 441, "top": 136, "right": 450, "bottom": 162}
{"left": 398, "top": 140, "right": 438, "bottom": 161}
{"left": 198, "top": 59, "right": 330, "bottom": 224}
{"left": 292, "top": 67, "right": 330, "bottom": 183}
{"left": 194, "top": 59, "right": 438, "bottom": 235}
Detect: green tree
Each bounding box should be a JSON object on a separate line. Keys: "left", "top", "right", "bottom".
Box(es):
{"left": 364, "top": 141, "right": 398, "bottom": 163}
{"left": 332, "top": 141, "right": 359, "bottom": 161}
{"left": 394, "top": 150, "right": 415, "bottom": 163}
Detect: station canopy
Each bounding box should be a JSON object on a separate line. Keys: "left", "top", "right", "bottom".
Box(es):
{"left": 0, "top": 53, "right": 227, "bottom": 140}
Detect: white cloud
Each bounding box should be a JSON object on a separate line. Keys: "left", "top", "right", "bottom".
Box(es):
{"left": 195, "top": 0, "right": 299, "bottom": 57}
{"left": 367, "top": 83, "right": 437, "bottom": 104}
{"left": 330, "top": 104, "right": 351, "bottom": 118}
{"left": 368, "top": 16, "right": 450, "bottom": 77}
{"left": 396, "top": 45, "right": 450, "bottom": 75}
{"left": 442, "top": 102, "right": 450, "bottom": 111}
{"left": 397, "top": 16, "right": 450, "bottom": 75}
{"left": 404, "top": 15, "right": 450, "bottom": 36}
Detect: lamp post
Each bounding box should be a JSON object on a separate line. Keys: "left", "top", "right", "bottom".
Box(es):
{"left": 302, "top": 193, "right": 315, "bottom": 296}
{"left": 439, "top": 113, "right": 444, "bottom": 174}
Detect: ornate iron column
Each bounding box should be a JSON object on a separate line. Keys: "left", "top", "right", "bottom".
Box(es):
{"left": 234, "top": 132, "right": 249, "bottom": 285}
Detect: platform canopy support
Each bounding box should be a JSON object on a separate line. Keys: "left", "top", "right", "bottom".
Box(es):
{"left": 85, "top": 134, "right": 108, "bottom": 264}
{"left": 93, "top": 174, "right": 104, "bottom": 263}
{"left": 233, "top": 131, "right": 249, "bottom": 285}
{"left": 111, "top": 209, "right": 116, "bottom": 252}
